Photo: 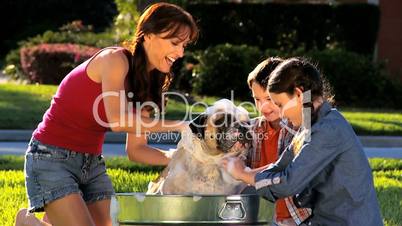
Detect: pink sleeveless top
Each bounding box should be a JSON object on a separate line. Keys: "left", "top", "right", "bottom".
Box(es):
{"left": 33, "top": 47, "right": 130, "bottom": 154}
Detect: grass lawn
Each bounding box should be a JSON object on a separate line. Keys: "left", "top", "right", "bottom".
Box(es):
{"left": 0, "top": 156, "right": 401, "bottom": 226}
{"left": 0, "top": 83, "right": 57, "bottom": 129}
{"left": 340, "top": 108, "right": 402, "bottom": 136}
{"left": 1, "top": 83, "right": 402, "bottom": 135}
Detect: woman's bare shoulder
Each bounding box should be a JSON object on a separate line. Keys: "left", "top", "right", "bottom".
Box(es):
{"left": 88, "top": 47, "right": 130, "bottom": 81}
{"left": 97, "top": 48, "right": 129, "bottom": 66}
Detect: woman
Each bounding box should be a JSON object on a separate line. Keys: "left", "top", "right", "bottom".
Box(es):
{"left": 15, "top": 3, "right": 198, "bottom": 226}
{"left": 223, "top": 58, "right": 383, "bottom": 225}
{"left": 247, "top": 57, "right": 311, "bottom": 226}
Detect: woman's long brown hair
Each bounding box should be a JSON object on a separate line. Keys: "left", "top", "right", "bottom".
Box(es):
{"left": 123, "top": 2, "right": 198, "bottom": 113}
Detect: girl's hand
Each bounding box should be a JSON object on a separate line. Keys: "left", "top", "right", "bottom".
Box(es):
{"left": 221, "top": 157, "right": 247, "bottom": 180}
{"left": 221, "top": 157, "right": 257, "bottom": 185}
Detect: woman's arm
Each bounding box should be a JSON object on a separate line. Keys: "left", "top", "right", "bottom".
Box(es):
{"left": 97, "top": 49, "right": 187, "bottom": 134}
{"left": 124, "top": 109, "right": 174, "bottom": 165}
{"left": 125, "top": 132, "right": 171, "bottom": 165}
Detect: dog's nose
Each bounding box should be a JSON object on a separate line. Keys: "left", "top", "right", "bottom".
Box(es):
{"left": 217, "top": 125, "right": 252, "bottom": 153}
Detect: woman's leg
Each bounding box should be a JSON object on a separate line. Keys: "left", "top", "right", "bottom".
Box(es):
{"left": 44, "top": 193, "right": 95, "bottom": 226}
{"left": 16, "top": 196, "right": 111, "bottom": 226}
{"left": 17, "top": 195, "right": 112, "bottom": 226}
{"left": 41, "top": 213, "right": 50, "bottom": 224}
{"left": 87, "top": 199, "right": 112, "bottom": 226}
{"left": 82, "top": 154, "right": 115, "bottom": 226}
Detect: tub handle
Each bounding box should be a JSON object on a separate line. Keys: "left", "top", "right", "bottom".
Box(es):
{"left": 218, "top": 200, "right": 246, "bottom": 220}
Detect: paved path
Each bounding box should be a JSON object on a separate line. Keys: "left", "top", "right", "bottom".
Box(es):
{"left": 1, "top": 142, "right": 401, "bottom": 159}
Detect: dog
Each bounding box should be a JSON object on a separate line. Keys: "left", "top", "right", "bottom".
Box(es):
{"left": 147, "top": 99, "right": 253, "bottom": 195}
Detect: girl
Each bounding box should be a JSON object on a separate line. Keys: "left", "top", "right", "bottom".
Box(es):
{"left": 224, "top": 58, "right": 383, "bottom": 226}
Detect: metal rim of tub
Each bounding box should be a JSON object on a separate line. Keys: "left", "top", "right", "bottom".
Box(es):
{"left": 111, "top": 192, "right": 274, "bottom": 225}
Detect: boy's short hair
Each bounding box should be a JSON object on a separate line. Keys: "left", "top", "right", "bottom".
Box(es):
{"left": 247, "top": 57, "right": 284, "bottom": 89}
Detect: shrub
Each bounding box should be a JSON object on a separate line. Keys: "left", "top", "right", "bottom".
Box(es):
{"left": 18, "top": 29, "right": 116, "bottom": 50}
{"left": 3, "top": 20, "right": 116, "bottom": 81}
{"left": 192, "top": 43, "right": 262, "bottom": 99}
{"left": 263, "top": 48, "right": 402, "bottom": 109}
{"left": 113, "top": 0, "right": 140, "bottom": 42}
{"left": 304, "top": 49, "right": 399, "bottom": 108}
{"left": 170, "top": 53, "right": 199, "bottom": 93}
{"left": 20, "top": 43, "right": 100, "bottom": 84}
{"left": 0, "top": 0, "right": 117, "bottom": 57}
{"left": 3, "top": 49, "right": 27, "bottom": 80}
{"left": 304, "top": 49, "right": 402, "bottom": 109}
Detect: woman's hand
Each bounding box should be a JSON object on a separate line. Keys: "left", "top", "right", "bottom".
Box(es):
{"left": 163, "top": 148, "right": 178, "bottom": 160}
{"left": 176, "top": 120, "right": 190, "bottom": 132}
{"left": 126, "top": 133, "right": 170, "bottom": 165}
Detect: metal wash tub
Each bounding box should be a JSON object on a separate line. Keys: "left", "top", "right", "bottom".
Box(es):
{"left": 111, "top": 193, "right": 274, "bottom": 225}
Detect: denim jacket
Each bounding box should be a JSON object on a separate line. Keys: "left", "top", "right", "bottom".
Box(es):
{"left": 254, "top": 102, "right": 383, "bottom": 226}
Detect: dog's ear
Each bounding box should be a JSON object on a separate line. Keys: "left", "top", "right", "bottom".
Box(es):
{"left": 189, "top": 114, "right": 207, "bottom": 139}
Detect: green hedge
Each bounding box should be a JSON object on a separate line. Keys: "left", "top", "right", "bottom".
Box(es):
{"left": 190, "top": 44, "right": 402, "bottom": 109}
{"left": 192, "top": 43, "right": 262, "bottom": 98}
{"left": 305, "top": 49, "right": 402, "bottom": 109}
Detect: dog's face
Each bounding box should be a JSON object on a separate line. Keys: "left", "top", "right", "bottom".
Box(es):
{"left": 148, "top": 99, "right": 252, "bottom": 195}
{"left": 189, "top": 100, "right": 252, "bottom": 156}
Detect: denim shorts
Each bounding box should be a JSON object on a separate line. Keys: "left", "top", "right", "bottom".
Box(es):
{"left": 25, "top": 138, "right": 115, "bottom": 213}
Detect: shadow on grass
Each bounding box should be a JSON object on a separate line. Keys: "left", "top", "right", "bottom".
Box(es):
{"left": 0, "top": 87, "right": 53, "bottom": 129}
{"left": 351, "top": 123, "right": 402, "bottom": 136}
{"left": 367, "top": 119, "right": 402, "bottom": 128}
{"left": 0, "top": 155, "right": 24, "bottom": 170}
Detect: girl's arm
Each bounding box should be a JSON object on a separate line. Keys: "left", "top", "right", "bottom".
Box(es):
{"left": 224, "top": 122, "right": 343, "bottom": 202}
{"left": 221, "top": 157, "right": 259, "bottom": 185}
